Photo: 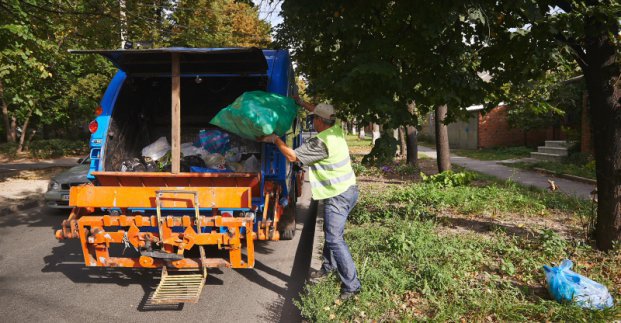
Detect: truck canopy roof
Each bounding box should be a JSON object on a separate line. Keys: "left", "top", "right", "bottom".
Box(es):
{"left": 69, "top": 47, "right": 268, "bottom": 75}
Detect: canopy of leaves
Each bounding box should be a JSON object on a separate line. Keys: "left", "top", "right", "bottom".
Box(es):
{"left": 0, "top": 0, "right": 272, "bottom": 143}
{"left": 276, "top": 1, "right": 493, "bottom": 128}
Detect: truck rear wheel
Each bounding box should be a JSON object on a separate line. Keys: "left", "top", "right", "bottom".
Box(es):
{"left": 278, "top": 190, "right": 297, "bottom": 240}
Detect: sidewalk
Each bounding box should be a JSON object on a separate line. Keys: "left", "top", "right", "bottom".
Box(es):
{"left": 418, "top": 146, "right": 595, "bottom": 200}
{"left": 0, "top": 157, "right": 80, "bottom": 174}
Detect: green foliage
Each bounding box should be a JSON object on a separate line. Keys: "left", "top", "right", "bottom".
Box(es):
{"left": 29, "top": 139, "right": 88, "bottom": 159}
{"left": 298, "top": 169, "right": 620, "bottom": 320}
{"left": 361, "top": 135, "right": 398, "bottom": 166}
{"left": 420, "top": 170, "right": 475, "bottom": 188}
{"left": 297, "top": 215, "right": 620, "bottom": 321}
{"left": 351, "top": 162, "right": 367, "bottom": 176}
{"left": 277, "top": 1, "right": 490, "bottom": 128}
{"left": 170, "top": 0, "right": 271, "bottom": 48}
{"left": 0, "top": 142, "right": 18, "bottom": 159}
{"left": 349, "top": 174, "right": 591, "bottom": 225}
{"left": 0, "top": 0, "right": 271, "bottom": 148}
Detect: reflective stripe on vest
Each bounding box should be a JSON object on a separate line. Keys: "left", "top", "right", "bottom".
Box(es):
{"left": 309, "top": 125, "right": 356, "bottom": 200}
{"left": 310, "top": 170, "right": 355, "bottom": 189}
{"left": 309, "top": 156, "right": 351, "bottom": 172}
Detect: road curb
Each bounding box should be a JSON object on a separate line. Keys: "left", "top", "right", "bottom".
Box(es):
{"left": 308, "top": 200, "right": 324, "bottom": 276}
{"left": 532, "top": 167, "right": 597, "bottom": 185}
{"left": 0, "top": 197, "right": 45, "bottom": 217}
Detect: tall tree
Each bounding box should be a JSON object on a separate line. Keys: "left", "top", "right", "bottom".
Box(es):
{"left": 278, "top": 0, "right": 620, "bottom": 249}
{"left": 170, "top": 0, "right": 271, "bottom": 47}
{"left": 0, "top": 0, "right": 273, "bottom": 151}
{"left": 473, "top": 0, "right": 620, "bottom": 250}
{"left": 277, "top": 1, "right": 489, "bottom": 165}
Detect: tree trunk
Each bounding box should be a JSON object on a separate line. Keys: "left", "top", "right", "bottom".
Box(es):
{"left": 405, "top": 101, "right": 418, "bottom": 166}
{"left": 9, "top": 116, "right": 17, "bottom": 143}
{"left": 398, "top": 127, "right": 406, "bottom": 157}
{"left": 16, "top": 107, "right": 33, "bottom": 153}
{"left": 582, "top": 15, "right": 621, "bottom": 250}
{"left": 25, "top": 129, "right": 37, "bottom": 151}
{"left": 371, "top": 123, "right": 380, "bottom": 144}
{"left": 0, "top": 79, "right": 16, "bottom": 143}
{"left": 406, "top": 126, "right": 418, "bottom": 167}
{"left": 435, "top": 104, "right": 451, "bottom": 172}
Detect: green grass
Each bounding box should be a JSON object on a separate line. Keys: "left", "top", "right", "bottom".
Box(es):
{"left": 452, "top": 146, "right": 533, "bottom": 161}
{"left": 296, "top": 172, "right": 620, "bottom": 322}
{"left": 346, "top": 134, "right": 373, "bottom": 147}
{"left": 350, "top": 175, "right": 592, "bottom": 225}
{"left": 0, "top": 139, "right": 88, "bottom": 160}
{"left": 508, "top": 161, "right": 596, "bottom": 180}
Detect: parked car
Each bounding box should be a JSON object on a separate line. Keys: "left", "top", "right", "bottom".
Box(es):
{"left": 44, "top": 157, "right": 90, "bottom": 208}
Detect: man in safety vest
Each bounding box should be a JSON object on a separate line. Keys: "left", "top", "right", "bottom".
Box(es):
{"left": 258, "top": 98, "right": 361, "bottom": 301}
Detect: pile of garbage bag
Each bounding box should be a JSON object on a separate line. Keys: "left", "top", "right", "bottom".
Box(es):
{"left": 120, "top": 130, "right": 261, "bottom": 173}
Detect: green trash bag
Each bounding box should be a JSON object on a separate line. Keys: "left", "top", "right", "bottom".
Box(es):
{"left": 210, "top": 91, "right": 299, "bottom": 140}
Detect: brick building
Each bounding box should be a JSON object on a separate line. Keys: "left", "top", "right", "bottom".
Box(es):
{"left": 421, "top": 105, "right": 567, "bottom": 149}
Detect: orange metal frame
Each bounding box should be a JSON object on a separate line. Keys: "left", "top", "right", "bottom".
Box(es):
{"left": 55, "top": 174, "right": 285, "bottom": 270}
{"left": 64, "top": 213, "right": 255, "bottom": 269}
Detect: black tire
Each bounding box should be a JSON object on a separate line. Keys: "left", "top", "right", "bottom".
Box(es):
{"left": 278, "top": 188, "right": 297, "bottom": 240}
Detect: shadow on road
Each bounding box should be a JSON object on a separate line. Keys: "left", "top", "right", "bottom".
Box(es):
{"left": 0, "top": 204, "right": 68, "bottom": 228}
{"left": 38, "top": 194, "right": 317, "bottom": 317}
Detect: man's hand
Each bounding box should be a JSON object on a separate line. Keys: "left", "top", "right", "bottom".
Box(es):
{"left": 257, "top": 134, "right": 279, "bottom": 144}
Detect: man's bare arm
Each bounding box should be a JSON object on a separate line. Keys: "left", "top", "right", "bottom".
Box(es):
{"left": 257, "top": 134, "right": 298, "bottom": 163}
{"left": 294, "top": 95, "right": 315, "bottom": 113}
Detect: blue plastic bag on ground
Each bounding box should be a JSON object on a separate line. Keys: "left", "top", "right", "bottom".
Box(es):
{"left": 543, "top": 259, "right": 614, "bottom": 310}
{"left": 209, "top": 91, "right": 298, "bottom": 140}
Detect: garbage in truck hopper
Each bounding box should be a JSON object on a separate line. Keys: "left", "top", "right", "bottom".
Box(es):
{"left": 209, "top": 90, "right": 299, "bottom": 140}
{"left": 119, "top": 129, "right": 262, "bottom": 173}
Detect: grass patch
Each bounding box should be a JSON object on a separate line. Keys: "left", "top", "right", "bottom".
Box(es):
{"left": 0, "top": 142, "right": 19, "bottom": 159}
{"left": 0, "top": 139, "right": 88, "bottom": 160}
{"left": 350, "top": 177, "right": 591, "bottom": 225}
{"left": 28, "top": 139, "right": 88, "bottom": 159}
{"left": 297, "top": 172, "right": 620, "bottom": 321}
{"left": 298, "top": 218, "right": 620, "bottom": 321}
{"left": 508, "top": 161, "right": 596, "bottom": 180}
{"left": 346, "top": 135, "right": 373, "bottom": 147}
{"left": 452, "top": 146, "right": 533, "bottom": 161}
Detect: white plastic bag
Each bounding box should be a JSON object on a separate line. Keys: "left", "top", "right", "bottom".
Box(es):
{"left": 203, "top": 153, "right": 226, "bottom": 170}
{"left": 181, "top": 142, "right": 198, "bottom": 157}
{"left": 142, "top": 137, "right": 170, "bottom": 161}
{"left": 243, "top": 155, "right": 260, "bottom": 172}
{"left": 225, "top": 147, "right": 242, "bottom": 163}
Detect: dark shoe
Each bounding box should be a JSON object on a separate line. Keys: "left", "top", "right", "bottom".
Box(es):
{"left": 309, "top": 268, "right": 331, "bottom": 280}
{"left": 339, "top": 289, "right": 361, "bottom": 301}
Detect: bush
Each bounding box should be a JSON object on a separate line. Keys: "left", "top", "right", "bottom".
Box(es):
{"left": 29, "top": 139, "right": 88, "bottom": 159}
{"left": 420, "top": 170, "right": 475, "bottom": 188}
{"left": 362, "top": 135, "right": 398, "bottom": 166}
{"left": 0, "top": 142, "right": 18, "bottom": 159}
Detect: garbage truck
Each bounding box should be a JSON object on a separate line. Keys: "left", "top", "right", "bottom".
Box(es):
{"left": 54, "top": 48, "right": 304, "bottom": 304}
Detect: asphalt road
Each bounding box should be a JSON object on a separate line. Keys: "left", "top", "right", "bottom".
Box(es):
{"left": 0, "top": 182, "right": 317, "bottom": 323}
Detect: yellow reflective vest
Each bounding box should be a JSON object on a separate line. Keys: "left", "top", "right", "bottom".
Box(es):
{"left": 308, "top": 125, "right": 356, "bottom": 200}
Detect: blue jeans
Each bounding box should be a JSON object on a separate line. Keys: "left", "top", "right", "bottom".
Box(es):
{"left": 321, "top": 185, "right": 361, "bottom": 293}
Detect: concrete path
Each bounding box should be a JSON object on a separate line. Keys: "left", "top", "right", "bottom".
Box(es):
{"left": 418, "top": 146, "right": 596, "bottom": 200}
{"left": 0, "top": 157, "right": 80, "bottom": 173}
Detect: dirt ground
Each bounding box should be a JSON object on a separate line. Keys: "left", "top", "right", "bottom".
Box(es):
{"left": 0, "top": 167, "right": 64, "bottom": 205}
